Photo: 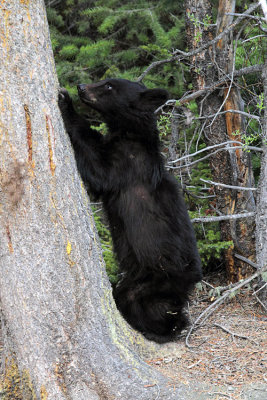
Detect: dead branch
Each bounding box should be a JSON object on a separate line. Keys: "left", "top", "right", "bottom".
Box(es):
{"left": 253, "top": 282, "right": 267, "bottom": 294}
{"left": 226, "top": 12, "right": 266, "bottom": 22}
{"left": 185, "top": 265, "right": 267, "bottom": 347}
{"left": 234, "top": 253, "right": 259, "bottom": 269}
{"left": 169, "top": 140, "right": 244, "bottom": 164}
{"left": 200, "top": 178, "right": 257, "bottom": 191}
{"left": 214, "top": 323, "right": 251, "bottom": 341}
{"left": 154, "top": 64, "right": 264, "bottom": 111}
{"left": 138, "top": 2, "right": 261, "bottom": 81}
{"left": 191, "top": 212, "right": 255, "bottom": 223}
{"left": 253, "top": 289, "right": 267, "bottom": 312}
{"left": 197, "top": 109, "right": 260, "bottom": 121}
{"left": 168, "top": 146, "right": 262, "bottom": 171}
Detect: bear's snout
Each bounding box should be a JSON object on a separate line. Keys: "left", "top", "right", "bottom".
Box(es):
{"left": 77, "top": 84, "right": 86, "bottom": 94}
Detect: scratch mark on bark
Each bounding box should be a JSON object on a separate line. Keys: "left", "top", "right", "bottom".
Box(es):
{"left": 24, "top": 104, "right": 35, "bottom": 171}
{"left": 45, "top": 115, "right": 56, "bottom": 176}
{"left": 5, "top": 224, "right": 13, "bottom": 253}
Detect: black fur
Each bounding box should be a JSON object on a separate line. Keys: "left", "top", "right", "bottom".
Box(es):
{"left": 58, "top": 78, "right": 202, "bottom": 343}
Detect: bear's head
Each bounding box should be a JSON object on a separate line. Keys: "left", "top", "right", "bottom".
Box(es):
{"left": 77, "top": 79, "right": 169, "bottom": 129}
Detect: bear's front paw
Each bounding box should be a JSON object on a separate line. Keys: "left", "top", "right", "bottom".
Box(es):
{"left": 58, "top": 88, "right": 73, "bottom": 111}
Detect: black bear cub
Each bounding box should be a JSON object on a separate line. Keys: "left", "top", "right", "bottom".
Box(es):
{"left": 59, "top": 78, "right": 202, "bottom": 343}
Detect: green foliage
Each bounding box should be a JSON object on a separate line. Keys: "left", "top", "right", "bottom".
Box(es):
{"left": 91, "top": 122, "right": 108, "bottom": 135}
{"left": 196, "top": 228, "right": 233, "bottom": 265}
{"left": 187, "top": 12, "right": 213, "bottom": 44}
{"left": 45, "top": 0, "right": 186, "bottom": 97}
{"left": 46, "top": 7, "right": 64, "bottom": 28}
{"left": 256, "top": 93, "right": 265, "bottom": 112}
{"left": 189, "top": 210, "right": 233, "bottom": 267}
{"left": 92, "top": 206, "right": 118, "bottom": 284}
{"left": 77, "top": 40, "right": 115, "bottom": 69}
{"left": 158, "top": 113, "right": 172, "bottom": 138}
{"left": 60, "top": 44, "right": 79, "bottom": 60}
{"left": 235, "top": 27, "right": 266, "bottom": 70}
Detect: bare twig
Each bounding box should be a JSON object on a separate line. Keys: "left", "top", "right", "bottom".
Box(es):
{"left": 201, "top": 280, "right": 216, "bottom": 290}
{"left": 169, "top": 146, "right": 262, "bottom": 171}
{"left": 242, "top": 34, "right": 267, "bottom": 43}
{"left": 200, "top": 178, "right": 257, "bottom": 191}
{"left": 234, "top": 253, "right": 259, "bottom": 269}
{"left": 137, "top": 57, "right": 176, "bottom": 82}
{"left": 214, "top": 323, "right": 250, "bottom": 340}
{"left": 208, "top": 392, "right": 232, "bottom": 399}
{"left": 253, "top": 282, "right": 267, "bottom": 294}
{"left": 187, "top": 359, "right": 202, "bottom": 369}
{"left": 197, "top": 109, "right": 260, "bottom": 121}
{"left": 177, "top": 64, "right": 264, "bottom": 105}
{"left": 185, "top": 265, "right": 267, "bottom": 347}
{"left": 226, "top": 13, "right": 266, "bottom": 23}
{"left": 191, "top": 212, "right": 255, "bottom": 223}
{"left": 253, "top": 290, "right": 267, "bottom": 312}
{"left": 169, "top": 140, "right": 245, "bottom": 164}
{"left": 138, "top": 2, "right": 260, "bottom": 81}
{"left": 154, "top": 64, "right": 264, "bottom": 111}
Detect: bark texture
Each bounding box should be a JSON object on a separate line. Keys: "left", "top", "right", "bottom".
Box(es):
{"left": 0, "top": 1, "right": 187, "bottom": 399}
{"left": 185, "top": 0, "right": 256, "bottom": 281}
{"left": 255, "top": 55, "right": 267, "bottom": 307}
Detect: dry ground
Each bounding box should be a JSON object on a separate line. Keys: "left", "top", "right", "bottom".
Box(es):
{"left": 0, "top": 274, "right": 266, "bottom": 399}
{"left": 146, "top": 278, "right": 267, "bottom": 400}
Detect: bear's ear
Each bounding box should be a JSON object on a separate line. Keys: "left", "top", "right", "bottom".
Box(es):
{"left": 139, "top": 88, "right": 169, "bottom": 111}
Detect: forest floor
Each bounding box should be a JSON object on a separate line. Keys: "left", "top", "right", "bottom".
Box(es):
{"left": 146, "top": 272, "right": 267, "bottom": 400}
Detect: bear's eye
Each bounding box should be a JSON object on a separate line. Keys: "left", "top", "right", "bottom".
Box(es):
{"left": 105, "top": 83, "right": 113, "bottom": 91}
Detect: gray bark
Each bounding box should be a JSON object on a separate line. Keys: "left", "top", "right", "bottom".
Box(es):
{"left": 255, "top": 55, "right": 267, "bottom": 306}
{"left": 0, "top": 1, "right": 187, "bottom": 399}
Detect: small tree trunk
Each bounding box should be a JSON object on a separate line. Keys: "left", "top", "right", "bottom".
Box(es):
{"left": 0, "top": 1, "right": 187, "bottom": 399}
{"left": 255, "top": 55, "right": 267, "bottom": 307}
{"left": 185, "top": 0, "right": 256, "bottom": 281}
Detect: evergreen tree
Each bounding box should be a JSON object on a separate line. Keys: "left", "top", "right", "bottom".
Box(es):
{"left": 45, "top": 0, "right": 186, "bottom": 99}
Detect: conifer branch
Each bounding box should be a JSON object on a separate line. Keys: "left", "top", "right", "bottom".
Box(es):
{"left": 137, "top": 2, "right": 261, "bottom": 82}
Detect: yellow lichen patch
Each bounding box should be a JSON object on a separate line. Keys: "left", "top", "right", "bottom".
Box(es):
{"left": 54, "top": 363, "right": 67, "bottom": 395}
{"left": 66, "top": 240, "right": 72, "bottom": 255}
{"left": 1, "top": 357, "right": 37, "bottom": 400}
{"left": 19, "top": 0, "right": 31, "bottom": 24}
{"left": 40, "top": 385, "right": 48, "bottom": 400}
{"left": 66, "top": 240, "right": 75, "bottom": 267}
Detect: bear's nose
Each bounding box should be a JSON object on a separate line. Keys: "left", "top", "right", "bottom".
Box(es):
{"left": 77, "top": 84, "right": 86, "bottom": 93}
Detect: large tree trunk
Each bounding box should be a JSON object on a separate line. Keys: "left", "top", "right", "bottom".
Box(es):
{"left": 185, "top": 0, "right": 256, "bottom": 281}
{"left": 0, "top": 1, "right": 186, "bottom": 399}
